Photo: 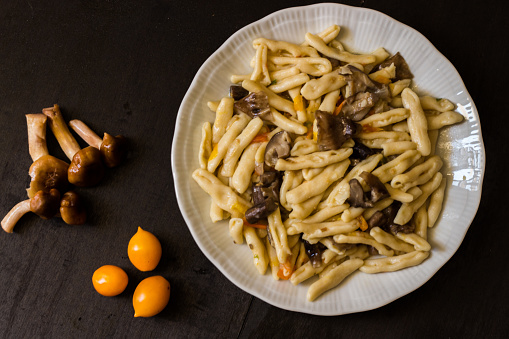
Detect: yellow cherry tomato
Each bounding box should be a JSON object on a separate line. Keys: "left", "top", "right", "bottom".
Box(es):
{"left": 133, "top": 276, "right": 170, "bottom": 317}
{"left": 92, "top": 265, "right": 128, "bottom": 297}
{"left": 128, "top": 227, "right": 162, "bottom": 272}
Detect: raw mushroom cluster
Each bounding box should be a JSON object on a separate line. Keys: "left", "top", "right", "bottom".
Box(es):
{"left": 1, "top": 104, "right": 128, "bottom": 233}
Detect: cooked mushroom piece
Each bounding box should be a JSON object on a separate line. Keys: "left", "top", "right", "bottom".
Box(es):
{"left": 264, "top": 131, "right": 292, "bottom": 168}
{"left": 315, "top": 110, "right": 357, "bottom": 151}
{"left": 244, "top": 197, "right": 278, "bottom": 224}
{"left": 339, "top": 65, "right": 391, "bottom": 121}
{"left": 303, "top": 240, "right": 327, "bottom": 268}
{"left": 347, "top": 178, "right": 373, "bottom": 208}
{"left": 60, "top": 191, "right": 86, "bottom": 225}
{"left": 372, "top": 52, "right": 414, "bottom": 80}
{"left": 233, "top": 91, "right": 272, "bottom": 121}
{"left": 359, "top": 171, "right": 390, "bottom": 203}
{"left": 43, "top": 105, "right": 105, "bottom": 186}
{"left": 1, "top": 189, "right": 61, "bottom": 233}
{"left": 69, "top": 119, "right": 128, "bottom": 168}
{"left": 229, "top": 85, "right": 249, "bottom": 101}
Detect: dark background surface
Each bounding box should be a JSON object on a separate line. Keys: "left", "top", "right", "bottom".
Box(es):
{"left": 0, "top": 0, "right": 506, "bottom": 338}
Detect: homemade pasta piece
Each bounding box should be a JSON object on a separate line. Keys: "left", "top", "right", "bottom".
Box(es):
{"left": 382, "top": 141, "right": 417, "bottom": 156}
{"left": 333, "top": 232, "right": 394, "bottom": 257}
{"left": 250, "top": 43, "right": 271, "bottom": 86}
{"left": 270, "top": 56, "right": 332, "bottom": 77}
{"left": 275, "top": 148, "right": 352, "bottom": 171}
{"left": 414, "top": 204, "right": 428, "bottom": 239}
{"left": 253, "top": 37, "right": 320, "bottom": 58}
{"left": 243, "top": 226, "right": 269, "bottom": 275}
{"left": 371, "top": 150, "right": 421, "bottom": 183}
{"left": 210, "top": 201, "right": 224, "bottom": 223}
{"left": 229, "top": 218, "right": 244, "bottom": 244}
{"left": 301, "top": 71, "right": 347, "bottom": 100}
{"left": 212, "top": 97, "right": 235, "bottom": 144}
{"left": 192, "top": 169, "right": 252, "bottom": 216}
{"left": 358, "top": 108, "right": 410, "bottom": 128}
{"left": 268, "top": 73, "right": 310, "bottom": 93}
{"left": 369, "top": 227, "right": 415, "bottom": 253}
{"left": 391, "top": 155, "right": 443, "bottom": 192}
{"left": 221, "top": 117, "right": 264, "bottom": 177}
{"left": 265, "top": 237, "right": 280, "bottom": 280}
{"left": 394, "top": 172, "right": 443, "bottom": 225}
{"left": 402, "top": 88, "right": 431, "bottom": 156}
{"left": 359, "top": 251, "right": 430, "bottom": 273}
{"left": 305, "top": 32, "right": 376, "bottom": 65}
{"left": 207, "top": 113, "right": 250, "bottom": 173}
{"left": 428, "top": 176, "right": 447, "bottom": 227}
{"left": 271, "top": 108, "right": 308, "bottom": 135}
{"left": 230, "top": 143, "right": 260, "bottom": 194}
{"left": 395, "top": 232, "right": 431, "bottom": 252}
{"left": 419, "top": 96, "right": 455, "bottom": 112}
{"left": 307, "top": 258, "right": 364, "bottom": 301}
{"left": 268, "top": 208, "right": 292, "bottom": 263}
{"left": 289, "top": 193, "right": 324, "bottom": 220}
{"left": 426, "top": 111, "right": 464, "bottom": 130}
{"left": 198, "top": 122, "right": 212, "bottom": 169}
{"left": 286, "top": 160, "right": 350, "bottom": 204}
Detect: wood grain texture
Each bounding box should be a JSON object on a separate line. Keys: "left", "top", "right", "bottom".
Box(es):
{"left": 0, "top": 0, "right": 507, "bottom": 337}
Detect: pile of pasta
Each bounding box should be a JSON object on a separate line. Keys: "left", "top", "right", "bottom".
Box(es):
{"left": 192, "top": 25, "right": 464, "bottom": 302}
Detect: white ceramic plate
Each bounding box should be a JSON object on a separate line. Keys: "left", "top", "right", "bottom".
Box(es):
{"left": 172, "top": 3, "right": 485, "bottom": 315}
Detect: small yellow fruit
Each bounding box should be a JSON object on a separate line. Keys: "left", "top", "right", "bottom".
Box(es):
{"left": 92, "top": 265, "right": 128, "bottom": 297}
{"left": 128, "top": 227, "right": 162, "bottom": 271}
{"left": 133, "top": 276, "right": 171, "bottom": 317}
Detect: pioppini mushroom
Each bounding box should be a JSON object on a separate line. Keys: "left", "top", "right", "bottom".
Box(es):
{"left": 59, "top": 191, "right": 86, "bottom": 225}
{"left": 1, "top": 189, "right": 61, "bottom": 233}
{"left": 42, "top": 105, "right": 105, "bottom": 187}
{"left": 25, "top": 113, "right": 70, "bottom": 198}
{"left": 68, "top": 119, "right": 128, "bottom": 168}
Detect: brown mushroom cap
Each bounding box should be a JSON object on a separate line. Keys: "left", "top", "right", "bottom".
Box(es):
{"left": 100, "top": 133, "right": 128, "bottom": 168}
{"left": 68, "top": 146, "right": 105, "bottom": 187}
{"left": 60, "top": 191, "right": 86, "bottom": 225}
{"left": 30, "top": 189, "right": 61, "bottom": 219}
{"left": 27, "top": 155, "right": 70, "bottom": 199}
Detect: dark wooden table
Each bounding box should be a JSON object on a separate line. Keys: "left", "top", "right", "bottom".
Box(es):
{"left": 0, "top": 1, "right": 506, "bottom": 337}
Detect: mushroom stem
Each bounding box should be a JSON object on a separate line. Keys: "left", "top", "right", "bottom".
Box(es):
{"left": 42, "top": 104, "right": 81, "bottom": 161}
{"left": 69, "top": 119, "right": 103, "bottom": 149}
{"left": 26, "top": 114, "right": 49, "bottom": 162}
{"left": 1, "top": 200, "right": 31, "bottom": 233}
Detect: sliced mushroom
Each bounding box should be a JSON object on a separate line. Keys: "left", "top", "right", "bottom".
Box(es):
{"left": 359, "top": 171, "right": 390, "bottom": 203}
{"left": 315, "top": 110, "right": 357, "bottom": 151}
{"left": 244, "top": 197, "right": 279, "bottom": 224}
{"left": 43, "top": 105, "right": 105, "bottom": 186}
{"left": 60, "top": 191, "right": 86, "bottom": 225}
{"left": 347, "top": 178, "right": 373, "bottom": 208}
{"left": 264, "top": 131, "right": 292, "bottom": 168}
{"left": 229, "top": 85, "right": 249, "bottom": 101}
{"left": 303, "top": 240, "right": 327, "bottom": 268}
{"left": 69, "top": 119, "right": 128, "bottom": 168}
{"left": 339, "top": 65, "right": 391, "bottom": 121}
{"left": 372, "top": 52, "right": 414, "bottom": 80}
{"left": 1, "top": 189, "right": 61, "bottom": 233}
{"left": 233, "top": 91, "right": 272, "bottom": 121}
